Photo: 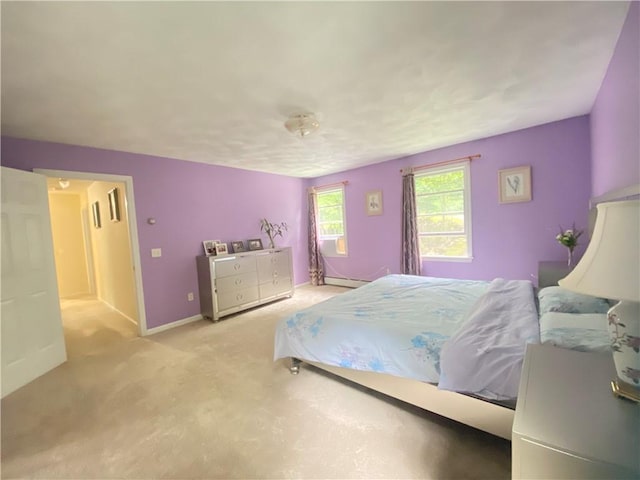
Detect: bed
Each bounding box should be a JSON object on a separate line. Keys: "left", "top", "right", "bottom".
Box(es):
{"left": 274, "top": 274, "right": 620, "bottom": 440}
{"left": 274, "top": 274, "right": 540, "bottom": 439}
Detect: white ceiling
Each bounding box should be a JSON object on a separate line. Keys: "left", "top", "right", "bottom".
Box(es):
{"left": 1, "top": 2, "right": 630, "bottom": 178}
{"left": 46, "top": 177, "right": 95, "bottom": 194}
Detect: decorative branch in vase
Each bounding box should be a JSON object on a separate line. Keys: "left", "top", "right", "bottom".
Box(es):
{"left": 260, "top": 218, "right": 288, "bottom": 249}
{"left": 556, "top": 223, "right": 583, "bottom": 267}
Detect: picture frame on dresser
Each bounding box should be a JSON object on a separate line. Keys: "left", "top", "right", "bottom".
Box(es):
{"left": 203, "top": 239, "right": 220, "bottom": 257}
{"left": 247, "top": 238, "right": 263, "bottom": 251}
{"left": 231, "top": 241, "right": 245, "bottom": 253}
{"left": 215, "top": 242, "right": 228, "bottom": 255}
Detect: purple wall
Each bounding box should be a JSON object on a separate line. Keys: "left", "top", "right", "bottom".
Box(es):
{"left": 1, "top": 137, "right": 307, "bottom": 329}
{"left": 590, "top": 2, "right": 639, "bottom": 197}
{"left": 311, "top": 116, "right": 592, "bottom": 284}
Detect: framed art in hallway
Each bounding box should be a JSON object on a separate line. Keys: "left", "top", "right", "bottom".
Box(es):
{"left": 499, "top": 165, "right": 531, "bottom": 204}
{"left": 366, "top": 190, "right": 383, "bottom": 215}
{"left": 92, "top": 201, "right": 101, "bottom": 229}
{"left": 108, "top": 187, "right": 121, "bottom": 221}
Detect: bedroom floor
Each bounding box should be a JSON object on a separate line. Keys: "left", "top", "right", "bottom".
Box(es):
{"left": 1, "top": 284, "right": 510, "bottom": 479}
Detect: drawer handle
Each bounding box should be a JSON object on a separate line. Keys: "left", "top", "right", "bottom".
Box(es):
{"left": 273, "top": 279, "right": 279, "bottom": 286}
{"left": 234, "top": 264, "right": 241, "bottom": 270}
{"left": 236, "top": 293, "right": 243, "bottom": 300}
{"left": 235, "top": 278, "right": 242, "bottom": 285}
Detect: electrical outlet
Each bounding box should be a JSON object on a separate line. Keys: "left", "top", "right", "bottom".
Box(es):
{"left": 187, "top": 292, "right": 194, "bottom": 301}
{"left": 151, "top": 248, "right": 162, "bottom": 258}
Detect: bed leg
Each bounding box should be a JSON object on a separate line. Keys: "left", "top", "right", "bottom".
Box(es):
{"left": 289, "top": 357, "right": 301, "bottom": 375}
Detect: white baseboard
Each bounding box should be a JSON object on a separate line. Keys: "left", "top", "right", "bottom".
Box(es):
{"left": 144, "top": 314, "right": 203, "bottom": 336}
{"left": 324, "top": 277, "right": 369, "bottom": 288}
{"left": 99, "top": 298, "right": 138, "bottom": 326}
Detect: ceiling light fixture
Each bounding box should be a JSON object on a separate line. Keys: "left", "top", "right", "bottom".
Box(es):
{"left": 284, "top": 113, "right": 320, "bottom": 138}
{"left": 58, "top": 178, "right": 70, "bottom": 189}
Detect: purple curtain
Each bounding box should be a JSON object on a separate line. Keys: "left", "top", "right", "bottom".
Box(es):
{"left": 308, "top": 189, "right": 324, "bottom": 285}
{"left": 401, "top": 171, "right": 422, "bottom": 276}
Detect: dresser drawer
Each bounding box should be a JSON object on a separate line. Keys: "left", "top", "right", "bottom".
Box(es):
{"left": 214, "top": 256, "right": 256, "bottom": 278}
{"left": 259, "top": 277, "right": 293, "bottom": 299}
{"left": 257, "top": 251, "right": 291, "bottom": 283}
{"left": 217, "top": 286, "right": 259, "bottom": 311}
{"left": 216, "top": 272, "right": 258, "bottom": 292}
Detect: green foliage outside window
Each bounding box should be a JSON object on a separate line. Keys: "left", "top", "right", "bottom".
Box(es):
{"left": 415, "top": 167, "right": 469, "bottom": 258}
{"left": 317, "top": 189, "right": 345, "bottom": 237}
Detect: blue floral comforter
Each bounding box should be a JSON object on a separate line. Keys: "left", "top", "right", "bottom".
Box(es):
{"left": 274, "top": 274, "right": 490, "bottom": 384}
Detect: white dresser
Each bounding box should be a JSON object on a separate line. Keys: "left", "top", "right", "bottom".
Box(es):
{"left": 512, "top": 344, "right": 640, "bottom": 479}
{"left": 196, "top": 247, "right": 293, "bottom": 321}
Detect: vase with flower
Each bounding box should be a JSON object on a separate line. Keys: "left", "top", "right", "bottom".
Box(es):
{"left": 556, "top": 223, "right": 583, "bottom": 267}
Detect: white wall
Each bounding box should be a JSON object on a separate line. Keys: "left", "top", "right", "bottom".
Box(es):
{"left": 87, "top": 181, "right": 138, "bottom": 323}
{"left": 48, "top": 192, "right": 91, "bottom": 297}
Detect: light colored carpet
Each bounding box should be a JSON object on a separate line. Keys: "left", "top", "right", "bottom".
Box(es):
{"left": 59, "top": 294, "right": 139, "bottom": 359}
{"left": 1, "top": 285, "right": 510, "bottom": 479}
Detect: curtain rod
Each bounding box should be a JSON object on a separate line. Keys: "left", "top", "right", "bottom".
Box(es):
{"left": 309, "top": 180, "right": 349, "bottom": 192}
{"left": 401, "top": 154, "right": 481, "bottom": 174}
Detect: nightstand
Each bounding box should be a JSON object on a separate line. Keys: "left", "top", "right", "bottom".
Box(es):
{"left": 538, "top": 261, "right": 573, "bottom": 289}
{"left": 512, "top": 344, "right": 640, "bottom": 479}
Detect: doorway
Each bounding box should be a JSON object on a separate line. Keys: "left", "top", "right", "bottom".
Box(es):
{"left": 35, "top": 169, "right": 147, "bottom": 348}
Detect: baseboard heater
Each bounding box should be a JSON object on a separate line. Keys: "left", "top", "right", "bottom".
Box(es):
{"left": 324, "top": 277, "right": 369, "bottom": 288}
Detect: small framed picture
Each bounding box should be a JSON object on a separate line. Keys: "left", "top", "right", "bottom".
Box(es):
{"left": 499, "top": 166, "right": 532, "bottom": 204}
{"left": 108, "top": 187, "right": 121, "bottom": 222}
{"left": 366, "top": 190, "right": 383, "bottom": 216}
{"left": 215, "top": 242, "right": 228, "bottom": 255}
{"left": 92, "top": 201, "right": 101, "bottom": 229}
{"left": 247, "top": 238, "right": 263, "bottom": 251}
{"left": 231, "top": 241, "right": 246, "bottom": 253}
{"left": 203, "top": 239, "right": 220, "bottom": 257}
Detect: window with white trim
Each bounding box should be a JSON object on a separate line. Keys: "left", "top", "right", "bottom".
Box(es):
{"left": 316, "top": 185, "right": 347, "bottom": 256}
{"left": 415, "top": 161, "right": 472, "bottom": 260}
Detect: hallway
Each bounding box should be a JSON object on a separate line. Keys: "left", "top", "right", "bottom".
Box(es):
{"left": 60, "top": 295, "right": 138, "bottom": 359}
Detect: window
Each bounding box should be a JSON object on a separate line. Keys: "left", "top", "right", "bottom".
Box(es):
{"left": 316, "top": 185, "right": 347, "bottom": 256}
{"left": 415, "top": 161, "right": 472, "bottom": 260}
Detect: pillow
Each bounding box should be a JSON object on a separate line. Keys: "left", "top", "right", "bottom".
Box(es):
{"left": 539, "top": 311, "right": 610, "bottom": 353}
{"left": 538, "top": 286, "right": 610, "bottom": 316}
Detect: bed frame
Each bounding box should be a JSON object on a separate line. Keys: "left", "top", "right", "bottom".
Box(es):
{"left": 289, "top": 357, "right": 514, "bottom": 440}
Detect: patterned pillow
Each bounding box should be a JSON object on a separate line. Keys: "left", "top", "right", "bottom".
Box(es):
{"left": 538, "top": 286, "right": 611, "bottom": 316}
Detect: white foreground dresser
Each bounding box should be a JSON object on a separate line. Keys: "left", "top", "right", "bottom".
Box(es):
{"left": 196, "top": 247, "right": 293, "bottom": 321}
{"left": 512, "top": 344, "right": 640, "bottom": 479}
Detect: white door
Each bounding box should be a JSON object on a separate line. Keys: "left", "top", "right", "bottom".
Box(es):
{"left": 1, "top": 167, "right": 67, "bottom": 398}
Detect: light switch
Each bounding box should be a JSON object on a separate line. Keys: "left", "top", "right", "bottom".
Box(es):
{"left": 151, "top": 248, "right": 162, "bottom": 258}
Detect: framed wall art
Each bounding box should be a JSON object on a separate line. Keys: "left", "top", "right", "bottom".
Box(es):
{"left": 498, "top": 166, "right": 531, "bottom": 204}
{"left": 92, "top": 201, "right": 101, "bottom": 229}
{"left": 108, "top": 187, "right": 121, "bottom": 221}
{"left": 366, "top": 190, "right": 383, "bottom": 216}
